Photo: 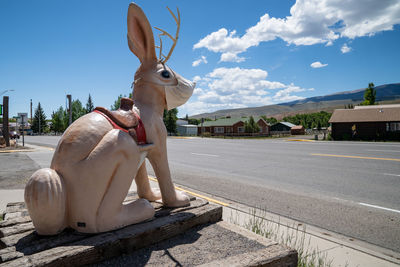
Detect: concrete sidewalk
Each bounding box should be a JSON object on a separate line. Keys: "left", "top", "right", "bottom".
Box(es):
{"left": 1, "top": 143, "right": 399, "bottom": 266}
{"left": 142, "top": 178, "right": 400, "bottom": 267}
{"left": 0, "top": 144, "right": 54, "bottom": 214}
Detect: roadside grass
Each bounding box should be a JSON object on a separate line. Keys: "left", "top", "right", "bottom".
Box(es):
{"left": 231, "top": 208, "right": 333, "bottom": 267}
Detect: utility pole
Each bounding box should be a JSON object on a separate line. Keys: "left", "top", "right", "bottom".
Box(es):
{"left": 67, "top": 94, "right": 72, "bottom": 126}
{"left": 2, "top": 96, "right": 10, "bottom": 146}
{"left": 30, "top": 99, "right": 32, "bottom": 123}
{"left": 21, "top": 114, "right": 25, "bottom": 146}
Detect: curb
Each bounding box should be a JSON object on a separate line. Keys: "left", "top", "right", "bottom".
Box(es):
{"left": 286, "top": 139, "right": 316, "bottom": 142}
{"left": 0, "top": 149, "right": 36, "bottom": 153}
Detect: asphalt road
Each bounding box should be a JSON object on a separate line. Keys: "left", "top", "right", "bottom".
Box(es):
{"left": 21, "top": 135, "right": 400, "bottom": 252}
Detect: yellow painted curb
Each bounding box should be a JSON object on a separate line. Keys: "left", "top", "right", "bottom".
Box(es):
{"left": 0, "top": 149, "right": 36, "bottom": 153}
{"left": 311, "top": 153, "right": 400, "bottom": 162}
{"left": 40, "top": 146, "right": 55, "bottom": 151}
{"left": 287, "top": 139, "right": 315, "bottom": 142}
{"left": 148, "top": 176, "right": 229, "bottom": 206}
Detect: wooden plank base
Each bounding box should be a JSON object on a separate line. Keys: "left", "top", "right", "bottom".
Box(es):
{"left": 0, "top": 193, "right": 222, "bottom": 266}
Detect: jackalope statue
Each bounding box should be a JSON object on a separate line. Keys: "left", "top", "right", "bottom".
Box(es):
{"left": 24, "top": 3, "right": 195, "bottom": 235}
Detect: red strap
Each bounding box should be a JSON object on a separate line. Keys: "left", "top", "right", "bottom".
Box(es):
{"left": 135, "top": 118, "right": 147, "bottom": 145}
{"left": 93, "top": 110, "right": 147, "bottom": 144}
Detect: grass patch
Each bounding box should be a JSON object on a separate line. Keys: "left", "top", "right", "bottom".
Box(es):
{"left": 231, "top": 209, "right": 333, "bottom": 267}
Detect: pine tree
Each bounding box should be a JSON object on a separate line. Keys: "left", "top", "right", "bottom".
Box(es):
{"left": 86, "top": 94, "right": 94, "bottom": 113}
{"left": 361, "top": 82, "right": 376, "bottom": 105}
{"left": 244, "top": 116, "right": 260, "bottom": 133}
{"left": 31, "top": 102, "right": 47, "bottom": 134}
{"left": 111, "top": 95, "right": 123, "bottom": 110}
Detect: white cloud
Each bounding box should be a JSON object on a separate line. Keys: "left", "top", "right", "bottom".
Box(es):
{"left": 193, "top": 87, "right": 204, "bottom": 95}
{"left": 258, "top": 80, "right": 286, "bottom": 89}
{"left": 180, "top": 101, "right": 247, "bottom": 117}
{"left": 193, "top": 75, "right": 202, "bottom": 83}
{"left": 193, "top": 0, "right": 400, "bottom": 61}
{"left": 341, "top": 43, "right": 352, "bottom": 53}
{"left": 180, "top": 67, "right": 311, "bottom": 115}
{"left": 310, "top": 61, "right": 328, "bottom": 68}
{"left": 220, "top": 52, "right": 245, "bottom": 63}
{"left": 192, "top": 56, "right": 208, "bottom": 67}
{"left": 274, "top": 84, "right": 315, "bottom": 102}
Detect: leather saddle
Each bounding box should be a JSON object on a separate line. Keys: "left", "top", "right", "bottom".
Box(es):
{"left": 94, "top": 98, "right": 147, "bottom": 145}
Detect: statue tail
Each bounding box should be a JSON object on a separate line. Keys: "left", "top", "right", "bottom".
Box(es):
{"left": 24, "top": 168, "right": 67, "bottom": 235}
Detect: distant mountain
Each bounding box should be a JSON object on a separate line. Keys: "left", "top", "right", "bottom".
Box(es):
{"left": 190, "top": 83, "right": 400, "bottom": 120}
{"left": 280, "top": 83, "right": 400, "bottom": 105}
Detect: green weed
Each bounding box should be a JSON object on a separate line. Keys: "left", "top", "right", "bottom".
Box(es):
{"left": 232, "top": 208, "right": 333, "bottom": 267}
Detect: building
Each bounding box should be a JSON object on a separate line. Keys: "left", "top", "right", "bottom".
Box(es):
{"left": 291, "top": 125, "right": 305, "bottom": 135}
{"left": 198, "top": 117, "right": 270, "bottom": 136}
{"left": 270, "top": 122, "right": 296, "bottom": 134}
{"left": 329, "top": 105, "right": 400, "bottom": 140}
{"left": 0, "top": 122, "right": 31, "bottom": 132}
{"left": 176, "top": 120, "right": 198, "bottom": 136}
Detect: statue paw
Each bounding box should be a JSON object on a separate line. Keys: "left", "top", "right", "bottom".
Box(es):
{"left": 139, "top": 187, "right": 162, "bottom": 202}
{"left": 164, "top": 190, "right": 190, "bottom": 208}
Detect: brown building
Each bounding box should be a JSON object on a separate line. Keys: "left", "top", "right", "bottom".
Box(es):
{"left": 198, "top": 117, "right": 270, "bottom": 136}
{"left": 291, "top": 125, "right": 305, "bottom": 135}
{"left": 329, "top": 105, "right": 400, "bottom": 140}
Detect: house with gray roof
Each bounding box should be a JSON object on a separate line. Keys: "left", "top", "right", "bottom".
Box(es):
{"left": 270, "top": 122, "right": 296, "bottom": 134}
{"left": 176, "top": 120, "right": 198, "bottom": 136}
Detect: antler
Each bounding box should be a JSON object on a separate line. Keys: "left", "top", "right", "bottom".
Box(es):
{"left": 154, "top": 7, "right": 180, "bottom": 64}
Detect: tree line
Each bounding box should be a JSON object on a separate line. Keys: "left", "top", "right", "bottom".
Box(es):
{"left": 281, "top": 111, "right": 332, "bottom": 129}
{"left": 187, "top": 112, "right": 331, "bottom": 131}
{"left": 31, "top": 94, "right": 94, "bottom": 134}
{"left": 30, "top": 93, "right": 180, "bottom": 135}
{"left": 28, "top": 82, "right": 376, "bottom": 134}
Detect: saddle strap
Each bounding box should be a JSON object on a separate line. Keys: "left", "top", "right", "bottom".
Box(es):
{"left": 93, "top": 109, "right": 147, "bottom": 145}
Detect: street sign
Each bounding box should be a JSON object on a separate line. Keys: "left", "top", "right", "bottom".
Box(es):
{"left": 17, "top": 113, "right": 28, "bottom": 123}
{"left": 18, "top": 113, "right": 28, "bottom": 147}
{"left": 0, "top": 104, "right": 2, "bottom": 116}
{"left": 18, "top": 113, "right": 28, "bottom": 126}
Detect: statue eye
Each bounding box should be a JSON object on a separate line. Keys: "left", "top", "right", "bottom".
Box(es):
{"left": 161, "top": 70, "right": 171, "bottom": 79}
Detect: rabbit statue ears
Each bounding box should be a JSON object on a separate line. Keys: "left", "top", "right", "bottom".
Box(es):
{"left": 127, "top": 2, "right": 195, "bottom": 110}
{"left": 127, "top": 3, "right": 157, "bottom": 63}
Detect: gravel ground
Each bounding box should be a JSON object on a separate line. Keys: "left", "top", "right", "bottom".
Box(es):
{"left": 92, "top": 223, "right": 266, "bottom": 266}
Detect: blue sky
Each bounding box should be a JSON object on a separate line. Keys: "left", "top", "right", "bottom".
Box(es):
{"left": 1, "top": 0, "right": 399, "bottom": 119}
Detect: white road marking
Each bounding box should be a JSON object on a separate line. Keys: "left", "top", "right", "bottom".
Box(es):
{"left": 367, "top": 149, "right": 400, "bottom": 153}
{"left": 191, "top": 152, "right": 219, "bottom": 157}
{"left": 383, "top": 173, "right": 400, "bottom": 177}
{"left": 358, "top": 202, "right": 400, "bottom": 214}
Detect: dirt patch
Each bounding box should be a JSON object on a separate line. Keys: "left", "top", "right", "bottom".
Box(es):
{"left": 0, "top": 138, "right": 32, "bottom": 151}
{"left": 93, "top": 223, "right": 267, "bottom": 266}
{"left": 0, "top": 145, "right": 32, "bottom": 151}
